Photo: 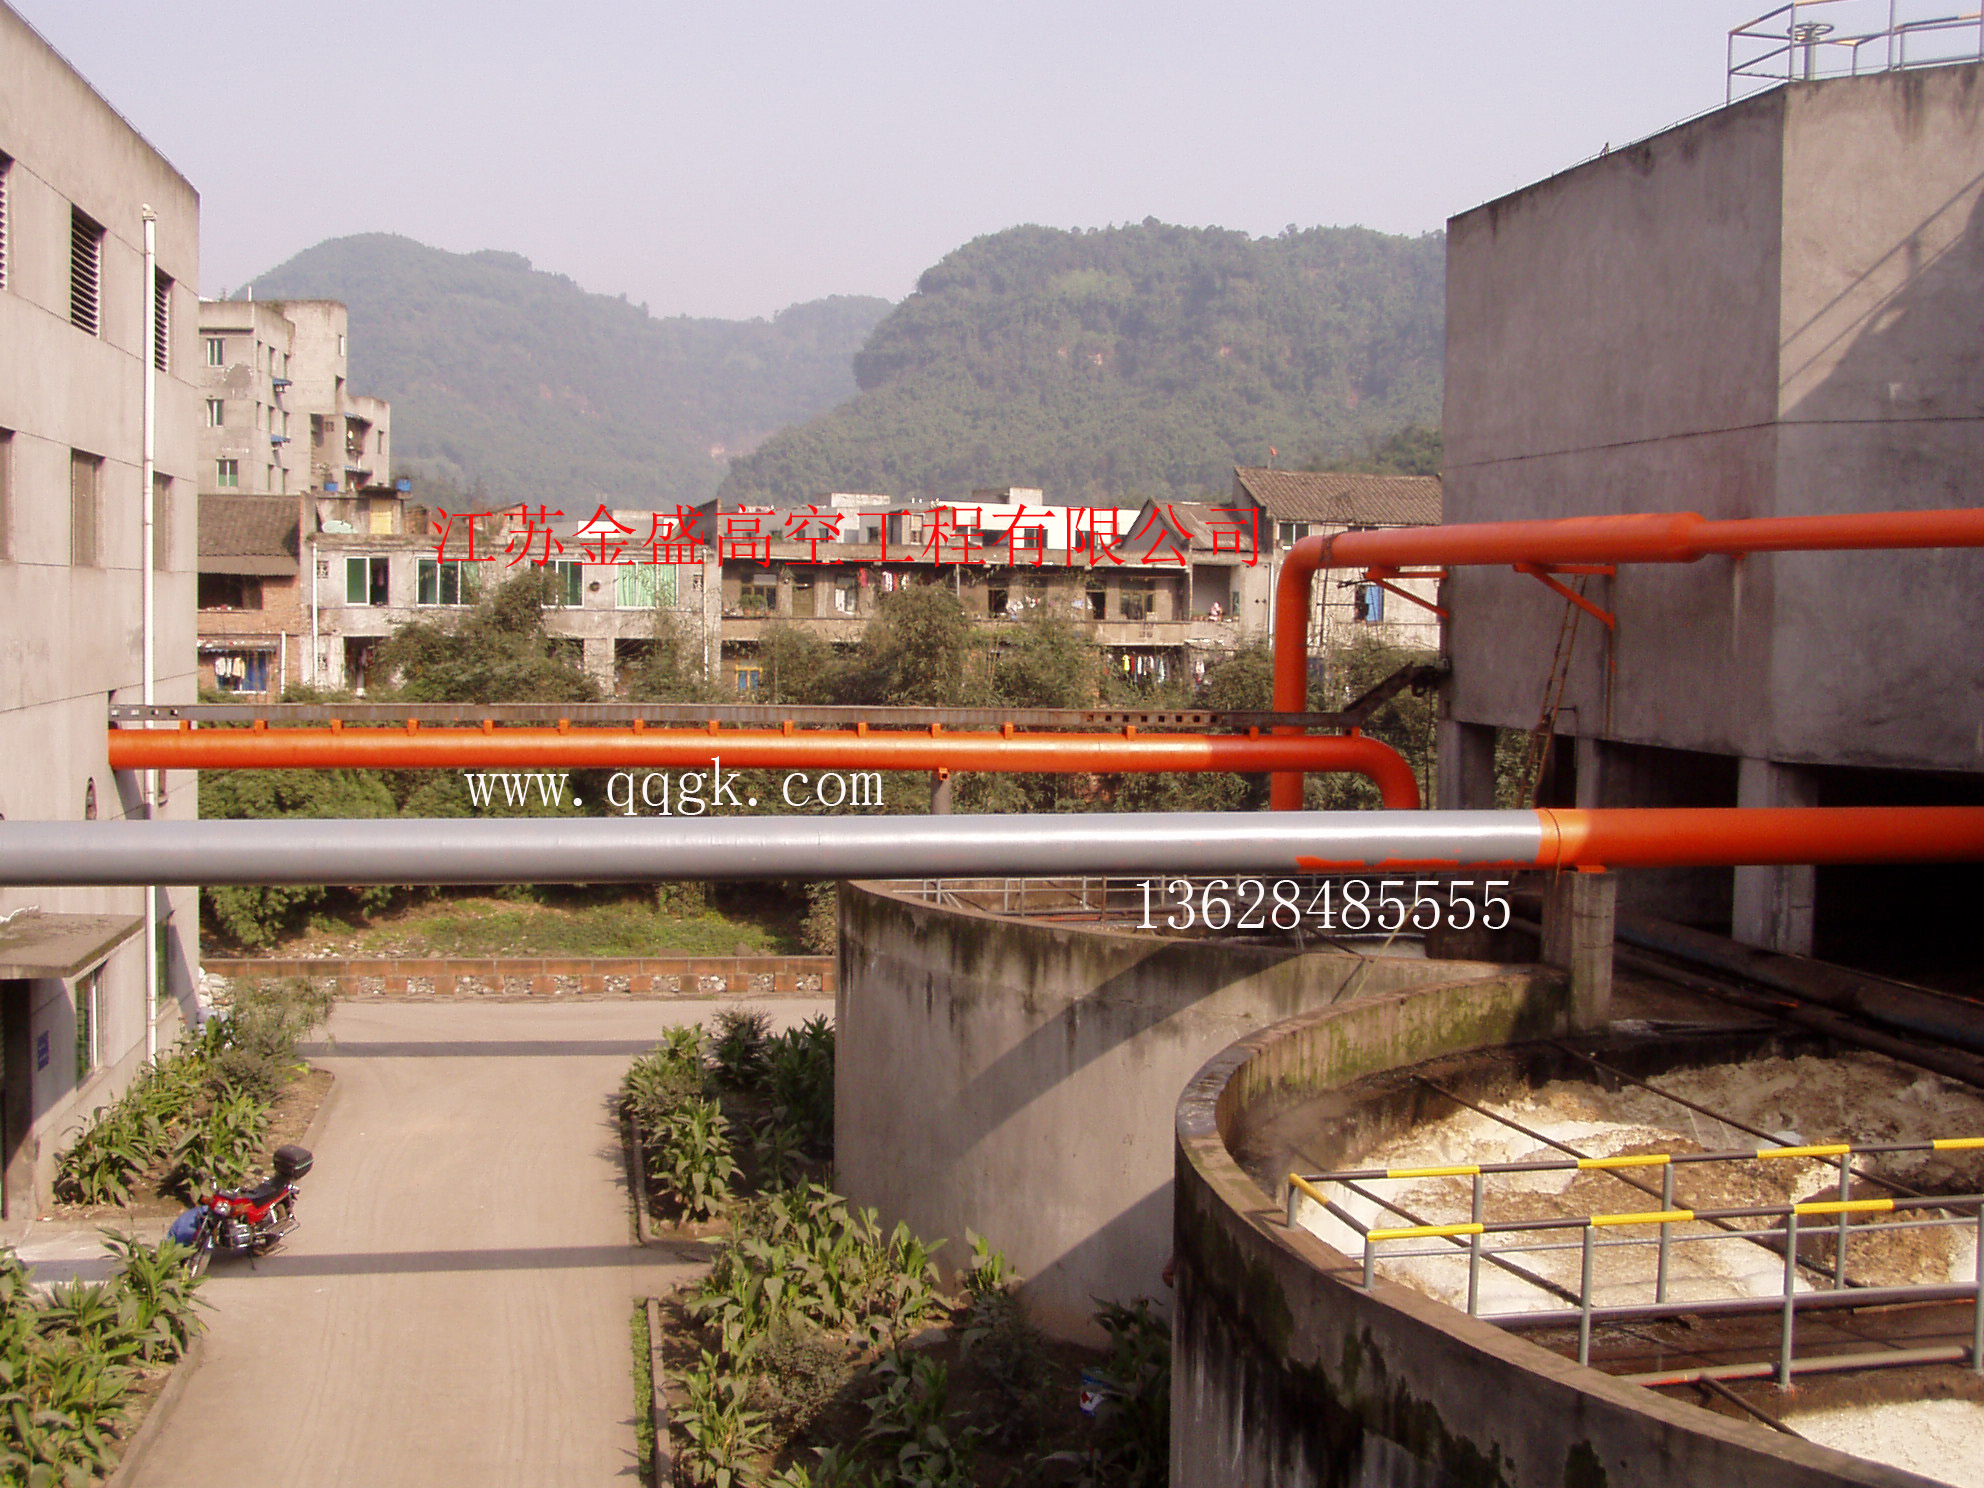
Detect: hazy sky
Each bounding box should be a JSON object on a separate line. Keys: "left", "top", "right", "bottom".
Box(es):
{"left": 25, "top": 1, "right": 1772, "bottom": 320}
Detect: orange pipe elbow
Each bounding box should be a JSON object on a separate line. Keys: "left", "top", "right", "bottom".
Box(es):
{"left": 106, "top": 726, "right": 1424, "bottom": 809}
{"left": 1269, "top": 506, "right": 1984, "bottom": 810}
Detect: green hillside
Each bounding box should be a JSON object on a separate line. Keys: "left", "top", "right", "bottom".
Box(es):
{"left": 248, "top": 234, "right": 890, "bottom": 510}
{"left": 719, "top": 220, "right": 1444, "bottom": 506}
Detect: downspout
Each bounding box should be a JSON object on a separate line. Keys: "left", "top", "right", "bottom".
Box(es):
{"left": 139, "top": 207, "right": 158, "bottom": 1060}
{"left": 309, "top": 534, "right": 319, "bottom": 685}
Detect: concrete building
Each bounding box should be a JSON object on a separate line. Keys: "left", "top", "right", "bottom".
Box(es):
{"left": 1231, "top": 467, "right": 1444, "bottom": 654}
{"left": 193, "top": 299, "right": 395, "bottom": 694}
{"left": 196, "top": 298, "right": 389, "bottom": 499}
{"left": 0, "top": 2, "right": 200, "bottom": 1210}
{"left": 1438, "top": 63, "right": 1984, "bottom": 970}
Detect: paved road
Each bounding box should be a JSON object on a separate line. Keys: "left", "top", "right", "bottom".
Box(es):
{"left": 129, "top": 998, "right": 830, "bottom": 1487}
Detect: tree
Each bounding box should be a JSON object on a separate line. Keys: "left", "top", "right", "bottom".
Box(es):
{"left": 198, "top": 768, "right": 400, "bottom": 948}
{"left": 623, "top": 609, "right": 721, "bottom": 704}
{"left": 843, "top": 583, "right": 975, "bottom": 706}
{"left": 1304, "top": 422, "right": 1442, "bottom": 477}
{"left": 989, "top": 611, "right": 1100, "bottom": 709}
{"left": 374, "top": 568, "right": 600, "bottom": 705}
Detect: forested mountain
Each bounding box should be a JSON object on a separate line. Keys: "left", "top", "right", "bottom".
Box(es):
{"left": 248, "top": 235, "right": 891, "bottom": 509}
{"left": 720, "top": 220, "right": 1444, "bottom": 506}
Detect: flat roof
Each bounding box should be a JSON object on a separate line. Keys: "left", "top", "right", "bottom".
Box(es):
{"left": 0, "top": 911, "right": 143, "bottom": 980}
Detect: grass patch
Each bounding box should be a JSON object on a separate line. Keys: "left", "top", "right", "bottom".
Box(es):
{"left": 289, "top": 894, "right": 793, "bottom": 959}
{"left": 634, "top": 1301, "right": 657, "bottom": 1485}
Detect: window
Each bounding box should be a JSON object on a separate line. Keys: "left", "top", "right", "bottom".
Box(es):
{"left": 0, "top": 428, "right": 11, "bottom": 561}
{"left": 1086, "top": 585, "right": 1106, "bottom": 620}
{"left": 215, "top": 458, "right": 238, "bottom": 488}
{"left": 205, "top": 337, "right": 224, "bottom": 367}
{"left": 346, "top": 555, "right": 389, "bottom": 606}
{"left": 1277, "top": 521, "right": 1311, "bottom": 547}
{"left": 416, "top": 558, "right": 478, "bottom": 606}
{"left": 69, "top": 208, "right": 103, "bottom": 335}
{"left": 152, "top": 475, "right": 172, "bottom": 571}
{"left": 616, "top": 564, "right": 675, "bottom": 608}
{"left": 199, "top": 573, "right": 261, "bottom": 609}
{"left": 70, "top": 451, "right": 101, "bottom": 567}
{"left": 547, "top": 560, "right": 583, "bottom": 606}
{"left": 210, "top": 650, "right": 271, "bottom": 693}
{"left": 0, "top": 154, "right": 11, "bottom": 290}
{"left": 735, "top": 664, "right": 763, "bottom": 693}
{"left": 1352, "top": 582, "right": 1386, "bottom": 623}
{"left": 1119, "top": 576, "right": 1156, "bottom": 622}
{"left": 206, "top": 399, "right": 225, "bottom": 427}
{"left": 75, "top": 969, "right": 100, "bottom": 1080}
{"left": 988, "top": 588, "right": 1008, "bottom": 616}
{"left": 152, "top": 271, "right": 172, "bottom": 371}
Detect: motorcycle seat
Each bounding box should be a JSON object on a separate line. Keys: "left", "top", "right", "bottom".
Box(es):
{"left": 224, "top": 1177, "right": 289, "bottom": 1206}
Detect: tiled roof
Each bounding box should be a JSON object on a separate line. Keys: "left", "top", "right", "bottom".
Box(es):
{"left": 198, "top": 495, "right": 299, "bottom": 575}
{"left": 1232, "top": 468, "right": 1442, "bottom": 527}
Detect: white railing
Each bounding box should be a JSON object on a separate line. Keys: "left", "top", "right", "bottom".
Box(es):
{"left": 1730, "top": 0, "right": 1984, "bottom": 101}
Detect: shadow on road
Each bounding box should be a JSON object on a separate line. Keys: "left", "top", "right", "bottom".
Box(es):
{"left": 299, "top": 1039, "right": 665, "bottom": 1059}
{"left": 230, "top": 1243, "right": 659, "bottom": 1277}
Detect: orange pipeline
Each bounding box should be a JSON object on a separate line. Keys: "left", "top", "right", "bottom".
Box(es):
{"left": 1270, "top": 506, "right": 1984, "bottom": 809}
{"left": 1536, "top": 806, "right": 1984, "bottom": 870}
{"left": 107, "top": 726, "right": 1425, "bottom": 809}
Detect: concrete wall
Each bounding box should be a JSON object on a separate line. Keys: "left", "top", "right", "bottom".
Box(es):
{"left": 1171, "top": 992, "right": 1933, "bottom": 1488}
{"left": 1442, "top": 67, "right": 1984, "bottom": 955}
{"left": 196, "top": 300, "right": 297, "bottom": 495}
{"left": 1444, "top": 69, "right": 1984, "bottom": 774}
{"left": 835, "top": 879, "right": 1528, "bottom": 1339}
{"left": 0, "top": 0, "right": 199, "bottom": 1206}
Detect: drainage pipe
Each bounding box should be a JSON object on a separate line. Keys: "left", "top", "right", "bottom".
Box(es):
{"left": 4, "top": 806, "right": 1980, "bottom": 887}
{"left": 139, "top": 206, "right": 159, "bottom": 1061}
{"left": 1269, "top": 506, "right": 1984, "bottom": 808}
{"left": 104, "top": 726, "right": 1426, "bottom": 808}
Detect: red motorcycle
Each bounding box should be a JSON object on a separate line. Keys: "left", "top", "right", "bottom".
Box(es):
{"left": 172, "top": 1145, "right": 313, "bottom": 1276}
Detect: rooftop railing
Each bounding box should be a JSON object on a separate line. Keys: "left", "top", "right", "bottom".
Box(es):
{"left": 1730, "top": 1, "right": 1984, "bottom": 102}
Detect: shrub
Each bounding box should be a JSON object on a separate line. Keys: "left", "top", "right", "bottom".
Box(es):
{"left": 676, "top": 1350, "right": 771, "bottom": 1488}
{"left": 0, "top": 1237, "right": 206, "bottom": 1482}
{"left": 710, "top": 1007, "right": 773, "bottom": 1091}
{"left": 648, "top": 1098, "right": 739, "bottom": 1222}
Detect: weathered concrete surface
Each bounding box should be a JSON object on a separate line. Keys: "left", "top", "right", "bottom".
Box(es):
{"left": 1172, "top": 993, "right": 1938, "bottom": 1488}
{"left": 130, "top": 998, "right": 824, "bottom": 1488}
{"left": 1443, "top": 66, "right": 1984, "bottom": 774}
{"left": 836, "top": 880, "right": 1534, "bottom": 1340}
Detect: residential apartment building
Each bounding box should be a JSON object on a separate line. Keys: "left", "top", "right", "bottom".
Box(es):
{"left": 1231, "top": 467, "right": 1445, "bottom": 654}
{"left": 194, "top": 299, "right": 394, "bottom": 693}
{"left": 0, "top": 1, "right": 201, "bottom": 1211}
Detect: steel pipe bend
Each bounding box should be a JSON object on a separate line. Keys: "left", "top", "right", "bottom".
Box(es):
{"left": 1268, "top": 506, "right": 1984, "bottom": 810}
{"left": 105, "top": 726, "right": 1425, "bottom": 810}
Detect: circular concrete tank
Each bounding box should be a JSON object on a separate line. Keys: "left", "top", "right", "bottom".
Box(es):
{"left": 833, "top": 878, "right": 1548, "bottom": 1339}
{"left": 1172, "top": 992, "right": 1976, "bottom": 1487}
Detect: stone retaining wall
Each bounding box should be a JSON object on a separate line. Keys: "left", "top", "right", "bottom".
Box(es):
{"left": 204, "top": 955, "right": 834, "bottom": 1000}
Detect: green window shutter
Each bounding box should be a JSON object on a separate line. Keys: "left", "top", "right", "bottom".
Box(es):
{"left": 417, "top": 559, "right": 437, "bottom": 605}
{"left": 347, "top": 557, "right": 367, "bottom": 604}
{"left": 564, "top": 563, "right": 582, "bottom": 606}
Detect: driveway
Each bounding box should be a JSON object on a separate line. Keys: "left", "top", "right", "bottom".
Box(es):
{"left": 126, "top": 997, "right": 830, "bottom": 1487}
